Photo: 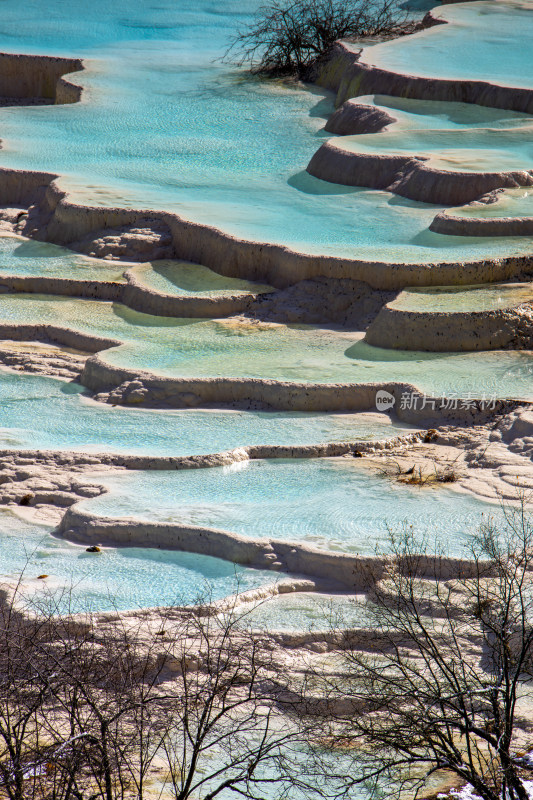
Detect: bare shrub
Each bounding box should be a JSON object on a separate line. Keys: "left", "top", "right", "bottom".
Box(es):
{"left": 224, "top": 0, "right": 412, "bottom": 77}
{"left": 306, "top": 498, "right": 533, "bottom": 800}
{"left": 0, "top": 587, "right": 326, "bottom": 800}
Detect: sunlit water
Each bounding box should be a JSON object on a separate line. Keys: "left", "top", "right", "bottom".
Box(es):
{"left": 0, "top": 235, "right": 275, "bottom": 296}
{"left": 128, "top": 260, "right": 272, "bottom": 297}
{"left": 366, "top": 0, "right": 533, "bottom": 89}
{"left": 355, "top": 94, "right": 533, "bottom": 133}
{"left": 0, "top": 370, "right": 412, "bottom": 453}
{"left": 448, "top": 187, "right": 533, "bottom": 220}
{"left": 1, "top": 294, "right": 533, "bottom": 396}
{"left": 0, "top": 235, "right": 126, "bottom": 280}
{"left": 0, "top": 0, "right": 529, "bottom": 260}
{"left": 81, "top": 458, "right": 501, "bottom": 556}
{"left": 389, "top": 284, "right": 533, "bottom": 312}
{"left": 0, "top": 0, "right": 529, "bottom": 615}
{"left": 337, "top": 126, "right": 533, "bottom": 174}
{"left": 0, "top": 507, "right": 274, "bottom": 612}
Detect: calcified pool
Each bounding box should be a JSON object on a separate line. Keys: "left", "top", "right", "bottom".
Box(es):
{"left": 0, "top": 0, "right": 529, "bottom": 618}
{"left": 0, "top": 0, "right": 530, "bottom": 262}
{"left": 448, "top": 188, "right": 533, "bottom": 220}
{"left": 389, "top": 284, "right": 533, "bottom": 313}
{"left": 80, "top": 458, "right": 500, "bottom": 556}
{"left": 128, "top": 261, "right": 272, "bottom": 297}
{"left": 2, "top": 293, "right": 533, "bottom": 397}
{"left": 0, "top": 235, "right": 126, "bottom": 281}
{"left": 0, "top": 370, "right": 412, "bottom": 453}
{"left": 0, "top": 508, "right": 274, "bottom": 612}
{"left": 365, "top": 0, "right": 533, "bottom": 89}
{"left": 331, "top": 127, "right": 533, "bottom": 175}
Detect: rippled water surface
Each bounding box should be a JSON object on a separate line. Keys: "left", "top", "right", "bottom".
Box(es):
{"left": 0, "top": 235, "right": 125, "bottom": 280}
{"left": 1, "top": 294, "right": 533, "bottom": 396}
{"left": 0, "top": 508, "right": 273, "bottom": 612}
{"left": 0, "top": 0, "right": 530, "bottom": 617}
{"left": 366, "top": 0, "right": 533, "bottom": 88}
{"left": 83, "top": 458, "right": 500, "bottom": 556}
{"left": 0, "top": 370, "right": 411, "bottom": 453}
{"left": 0, "top": 0, "right": 530, "bottom": 260}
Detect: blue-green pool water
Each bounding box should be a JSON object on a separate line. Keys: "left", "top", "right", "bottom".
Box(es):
{"left": 82, "top": 458, "right": 500, "bottom": 556}
{"left": 0, "top": 235, "right": 125, "bottom": 280}
{"left": 0, "top": 0, "right": 530, "bottom": 261}
{"left": 0, "top": 370, "right": 411, "bottom": 453}
{"left": 0, "top": 508, "right": 274, "bottom": 612}
{"left": 128, "top": 261, "right": 272, "bottom": 297}
{"left": 389, "top": 284, "right": 533, "bottom": 312}
{"left": 1, "top": 295, "right": 533, "bottom": 397}
{"left": 0, "top": 0, "right": 530, "bottom": 615}
{"left": 448, "top": 188, "right": 533, "bottom": 220}
{"left": 367, "top": 0, "right": 533, "bottom": 89}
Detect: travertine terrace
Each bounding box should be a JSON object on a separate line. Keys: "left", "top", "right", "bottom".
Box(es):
{"left": 0, "top": 0, "right": 529, "bottom": 626}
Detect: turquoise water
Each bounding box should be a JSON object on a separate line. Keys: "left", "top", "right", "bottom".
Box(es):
{"left": 389, "top": 284, "right": 533, "bottom": 312}
{"left": 0, "top": 0, "right": 530, "bottom": 616}
{"left": 342, "top": 340, "right": 533, "bottom": 400}
{"left": 0, "top": 236, "right": 273, "bottom": 298}
{"left": 128, "top": 261, "right": 272, "bottom": 297}
{"left": 1, "top": 294, "right": 533, "bottom": 396}
{"left": 337, "top": 126, "right": 533, "bottom": 174}
{"left": 448, "top": 188, "right": 533, "bottom": 220}
{"left": 0, "top": 370, "right": 411, "bottom": 453}
{"left": 355, "top": 94, "right": 533, "bottom": 133}
{"left": 0, "top": 507, "right": 273, "bottom": 612}
{"left": 82, "top": 458, "right": 500, "bottom": 556}
{"left": 366, "top": 0, "right": 533, "bottom": 89}
{"left": 0, "top": 235, "right": 125, "bottom": 281}
{"left": 0, "top": 0, "right": 529, "bottom": 260}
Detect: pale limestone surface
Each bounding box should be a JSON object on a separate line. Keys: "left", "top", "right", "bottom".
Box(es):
{"left": 307, "top": 138, "right": 533, "bottom": 205}
{"left": 0, "top": 169, "right": 531, "bottom": 292}
{"left": 0, "top": 405, "right": 528, "bottom": 587}
{"left": 365, "top": 303, "right": 533, "bottom": 351}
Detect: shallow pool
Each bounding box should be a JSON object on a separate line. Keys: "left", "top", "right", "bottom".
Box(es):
{"left": 0, "top": 370, "right": 410, "bottom": 453}
{"left": 0, "top": 507, "right": 274, "bottom": 612}
{"left": 0, "top": 0, "right": 529, "bottom": 261}
{"left": 1, "top": 295, "right": 533, "bottom": 397}
{"left": 0, "top": 235, "right": 125, "bottom": 281}
{"left": 366, "top": 0, "right": 533, "bottom": 90}
{"left": 82, "top": 458, "right": 500, "bottom": 556}
{"left": 448, "top": 188, "right": 533, "bottom": 220}
{"left": 129, "top": 261, "right": 272, "bottom": 297}
{"left": 389, "top": 284, "right": 533, "bottom": 313}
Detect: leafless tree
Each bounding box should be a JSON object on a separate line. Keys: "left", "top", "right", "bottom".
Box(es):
{"left": 308, "top": 499, "right": 533, "bottom": 800}
{"left": 0, "top": 585, "right": 330, "bottom": 800}
{"left": 156, "top": 604, "right": 320, "bottom": 800}
{"left": 224, "top": 0, "right": 412, "bottom": 77}
{"left": 0, "top": 583, "right": 65, "bottom": 800}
